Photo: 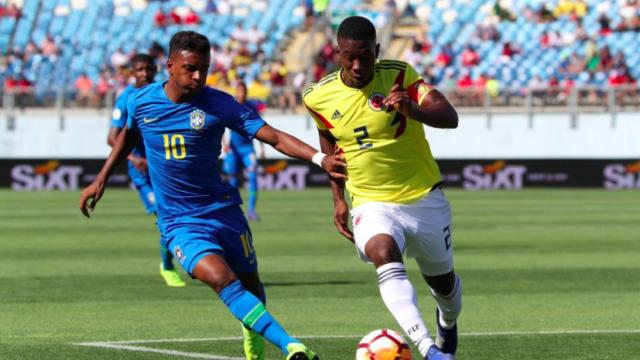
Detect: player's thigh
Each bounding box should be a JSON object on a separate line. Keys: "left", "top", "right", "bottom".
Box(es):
{"left": 403, "top": 189, "right": 455, "bottom": 276}
{"left": 213, "top": 207, "right": 258, "bottom": 276}
{"left": 222, "top": 153, "right": 240, "bottom": 175}
{"left": 163, "top": 223, "right": 225, "bottom": 277}
{"left": 240, "top": 152, "right": 257, "bottom": 172}
{"left": 351, "top": 202, "right": 405, "bottom": 263}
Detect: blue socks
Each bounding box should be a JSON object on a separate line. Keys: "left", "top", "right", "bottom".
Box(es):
{"left": 247, "top": 170, "right": 258, "bottom": 213}
{"left": 219, "top": 280, "right": 298, "bottom": 353}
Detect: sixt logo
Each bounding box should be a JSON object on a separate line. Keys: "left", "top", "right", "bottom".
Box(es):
{"left": 256, "top": 161, "right": 310, "bottom": 190}
{"left": 11, "top": 161, "right": 83, "bottom": 190}
{"left": 462, "top": 161, "right": 527, "bottom": 190}
{"left": 603, "top": 161, "right": 640, "bottom": 189}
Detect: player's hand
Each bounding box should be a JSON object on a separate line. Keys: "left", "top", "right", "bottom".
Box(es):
{"left": 79, "top": 179, "right": 106, "bottom": 218}
{"left": 334, "top": 200, "right": 354, "bottom": 242}
{"left": 321, "top": 149, "right": 348, "bottom": 181}
{"left": 383, "top": 84, "right": 414, "bottom": 117}
{"left": 129, "top": 156, "right": 148, "bottom": 172}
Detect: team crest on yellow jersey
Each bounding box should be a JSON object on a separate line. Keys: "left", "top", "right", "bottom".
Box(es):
{"left": 368, "top": 92, "right": 387, "bottom": 112}
{"left": 190, "top": 109, "right": 205, "bottom": 130}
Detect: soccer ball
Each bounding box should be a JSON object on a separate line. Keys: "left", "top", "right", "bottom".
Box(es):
{"left": 356, "top": 329, "right": 412, "bottom": 360}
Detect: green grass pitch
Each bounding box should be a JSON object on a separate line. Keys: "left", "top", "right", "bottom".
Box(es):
{"left": 1, "top": 189, "right": 639, "bottom": 359}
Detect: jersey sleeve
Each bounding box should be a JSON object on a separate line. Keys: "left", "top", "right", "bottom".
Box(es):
{"left": 403, "top": 63, "right": 432, "bottom": 104}
{"left": 221, "top": 95, "right": 266, "bottom": 139}
{"left": 111, "top": 93, "right": 128, "bottom": 129}
{"left": 302, "top": 86, "right": 329, "bottom": 131}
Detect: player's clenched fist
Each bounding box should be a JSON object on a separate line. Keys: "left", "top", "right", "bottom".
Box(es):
{"left": 383, "top": 84, "right": 415, "bottom": 117}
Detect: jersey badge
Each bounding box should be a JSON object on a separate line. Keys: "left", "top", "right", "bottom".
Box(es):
{"left": 368, "top": 92, "right": 387, "bottom": 112}
{"left": 174, "top": 246, "right": 186, "bottom": 263}
{"left": 331, "top": 109, "right": 342, "bottom": 120}
{"left": 189, "top": 109, "right": 206, "bottom": 131}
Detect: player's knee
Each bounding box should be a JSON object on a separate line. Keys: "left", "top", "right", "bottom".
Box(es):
{"left": 424, "top": 270, "right": 457, "bottom": 295}
{"left": 366, "top": 235, "right": 403, "bottom": 267}
{"left": 200, "top": 271, "right": 236, "bottom": 293}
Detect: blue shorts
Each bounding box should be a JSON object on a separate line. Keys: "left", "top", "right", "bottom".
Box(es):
{"left": 223, "top": 149, "right": 257, "bottom": 175}
{"left": 159, "top": 206, "right": 257, "bottom": 277}
{"left": 127, "top": 161, "right": 156, "bottom": 214}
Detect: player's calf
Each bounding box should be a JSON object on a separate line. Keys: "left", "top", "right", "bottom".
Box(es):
{"left": 429, "top": 274, "right": 461, "bottom": 355}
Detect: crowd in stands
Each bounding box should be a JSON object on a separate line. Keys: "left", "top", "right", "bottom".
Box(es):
{"left": 400, "top": 0, "right": 640, "bottom": 106}
{"left": 2, "top": 0, "right": 639, "bottom": 110}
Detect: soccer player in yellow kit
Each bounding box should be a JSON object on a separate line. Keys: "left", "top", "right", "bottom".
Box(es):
{"left": 303, "top": 16, "right": 461, "bottom": 360}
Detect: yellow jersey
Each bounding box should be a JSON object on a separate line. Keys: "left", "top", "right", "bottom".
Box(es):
{"left": 302, "top": 60, "right": 442, "bottom": 208}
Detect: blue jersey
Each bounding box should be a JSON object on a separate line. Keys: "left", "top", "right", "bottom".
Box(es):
{"left": 126, "top": 82, "right": 266, "bottom": 224}
{"left": 112, "top": 85, "right": 145, "bottom": 157}
{"left": 229, "top": 100, "right": 261, "bottom": 153}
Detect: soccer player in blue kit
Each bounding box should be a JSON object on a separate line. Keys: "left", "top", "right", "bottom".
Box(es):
{"left": 223, "top": 81, "right": 264, "bottom": 220}
{"left": 79, "top": 31, "right": 346, "bottom": 360}
{"left": 108, "top": 53, "right": 185, "bottom": 287}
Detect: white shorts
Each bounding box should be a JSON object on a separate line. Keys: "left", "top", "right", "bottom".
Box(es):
{"left": 350, "top": 189, "right": 454, "bottom": 276}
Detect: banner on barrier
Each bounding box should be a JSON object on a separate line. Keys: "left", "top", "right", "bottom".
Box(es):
{"left": 1, "top": 159, "right": 639, "bottom": 190}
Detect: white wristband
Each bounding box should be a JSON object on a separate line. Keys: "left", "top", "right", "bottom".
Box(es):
{"left": 311, "top": 152, "right": 327, "bottom": 167}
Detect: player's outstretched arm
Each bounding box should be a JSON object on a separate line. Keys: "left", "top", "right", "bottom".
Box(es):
{"left": 254, "top": 124, "right": 347, "bottom": 180}
{"left": 79, "top": 127, "right": 140, "bottom": 218}
{"left": 383, "top": 84, "right": 458, "bottom": 129}
{"left": 318, "top": 129, "right": 354, "bottom": 242}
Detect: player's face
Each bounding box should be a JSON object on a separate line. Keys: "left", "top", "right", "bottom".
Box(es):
{"left": 167, "top": 50, "right": 210, "bottom": 96}
{"left": 235, "top": 85, "right": 247, "bottom": 103}
{"left": 131, "top": 61, "right": 157, "bottom": 88}
{"left": 337, "top": 37, "right": 379, "bottom": 88}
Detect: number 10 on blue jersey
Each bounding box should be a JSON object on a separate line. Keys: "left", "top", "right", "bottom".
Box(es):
{"left": 163, "top": 134, "right": 187, "bottom": 160}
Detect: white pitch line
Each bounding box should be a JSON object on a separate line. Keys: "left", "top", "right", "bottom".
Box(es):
{"left": 74, "top": 342, "right": 244, "bottom": 360}
{"left": 73, "top": 329, "right": 640, "bottom": 359}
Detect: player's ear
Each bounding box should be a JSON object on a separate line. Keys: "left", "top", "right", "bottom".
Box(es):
{"left": 166, "top": 57, "right": 174, "bottom": 77}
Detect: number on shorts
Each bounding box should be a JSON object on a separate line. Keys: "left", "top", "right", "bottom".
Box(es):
{"left": 240, "top": 231, "right": 254, "bottom": 258}
{"left": 443, "top": 225, "right": 452, "bottom": 250}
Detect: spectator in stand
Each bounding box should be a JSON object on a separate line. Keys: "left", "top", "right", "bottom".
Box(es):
{"left": 575, "top": 20, "right": 588, "bottom": 42}
{"left": 494, "top": 1, "right": 516, "bottom": 21}
{"left": 154, "top": 9, "right": 167, "bottom": 27}
{"left": 476, "top": 18, "right": 500, "bottom": 41}
{"left": 319, "top": 39, "right": 336, "bottom": 72}
{"left": 0, "top": 2, "right": 21, "bottom": 18}
{"left": 536, "top": 4, "right": 556, "bottom": 22}
{"left": 402, "top": 40, "right": 424, "bottom": 71}
{"left": 311, "top": 54, "right": 328, "bottom": 82}
{"left": 96, "top": 71, "right": 114, "bottom": 107}
{"left": 434, "top": 43, "right": 453, "bottom": 67}
{"left": 169, "top": 7, "right": 182, "bottom": 25}
{"left": 205, "top": 0, "right": 218, "bottom": 13}
{"left": 75, "top": 73, "right": 94, "bottom": 107}
{"left": 456, "top": 70, "right": 474, "bottom": 105}
{"left": 461, "top": 45, "right": 479, "bottom": 67}
{"left": 599, "top": 46, "right": 613, "bottom": 71}
{"left": 110, "top": 47, "right": 129, "bottom": 70}
{"left": 231, "top": 24, "right": 249, "bottom": 44}
{"left": 269, "top": 60, "right": 295, "bottom": 112}
{"left": 40, "top": 34, "right": 58, "bottom": 59}
{"left": 246, "top": 25, "right": 266, "bottom": 46}
{"left": 618, "top": 0, "right": 640, "bottom": 31}
{"left": 500, "top": 42, "right": 519, "bottom": 63}
{"left": 183, "top": 7, "right": 200, "bottom": 25}
{"left": 598, "top": 13, "right": 612, "bottom": 35}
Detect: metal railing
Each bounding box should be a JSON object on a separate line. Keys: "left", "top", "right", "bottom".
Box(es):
{"left": 1, "top": 85, "right": 638, "bottom": 130}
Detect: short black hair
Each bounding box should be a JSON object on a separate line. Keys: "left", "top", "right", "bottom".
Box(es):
{"left": 169, "top": 31, "right": 211, "bottom": 56}
{"left": 130, "top": 53, "right": 154, "bottom": 67}
{"left": 337, "top": 16, "right": 376, "bottom": 42}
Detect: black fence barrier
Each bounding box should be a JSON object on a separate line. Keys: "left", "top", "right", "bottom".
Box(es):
{"left": 1, "top": 158, "right": 639, "bottom": 190}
